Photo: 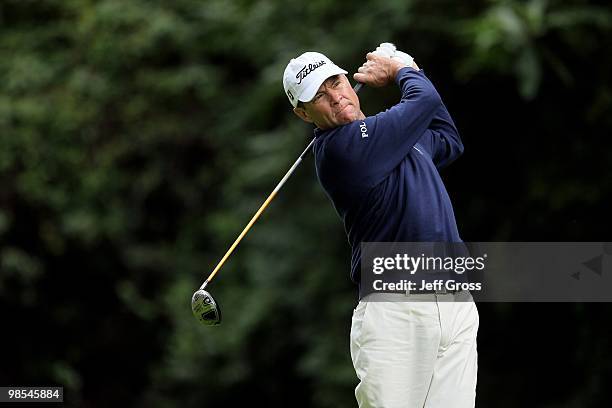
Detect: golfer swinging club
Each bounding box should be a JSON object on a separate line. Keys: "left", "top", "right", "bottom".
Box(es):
{"left": 283, "top": 45, "right": 479, "bottom": 407}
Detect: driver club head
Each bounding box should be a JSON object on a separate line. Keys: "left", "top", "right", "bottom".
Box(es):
{"left": 191, "top": 289, "right": 222, "bottom": 326}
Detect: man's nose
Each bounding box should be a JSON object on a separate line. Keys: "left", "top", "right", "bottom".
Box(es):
{"left": 329, "top": 90, "right": 343, "bottom": 104}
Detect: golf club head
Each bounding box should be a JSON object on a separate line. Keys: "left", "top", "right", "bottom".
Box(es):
{"left": 191, "top": 289, "right": 222, "bottom": 326}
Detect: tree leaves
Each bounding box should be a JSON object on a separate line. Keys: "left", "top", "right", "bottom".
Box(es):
{"left": 1, "top": 0, "right": 611, "bottom": 406}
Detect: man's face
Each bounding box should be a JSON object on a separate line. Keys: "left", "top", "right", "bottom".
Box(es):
{"left": 293, "top": 74, "right": 363, "bottom": 130}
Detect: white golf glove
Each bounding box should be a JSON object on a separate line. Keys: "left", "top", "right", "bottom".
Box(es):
{"left": 372, "top": 42, "right": 414, "bottom": 67}
{"left": 372, "top": 42, "right": 396, "bottom": 58}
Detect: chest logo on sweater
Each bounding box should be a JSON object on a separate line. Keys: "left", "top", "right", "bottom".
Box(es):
{"left": 359, "top": 122, "right": 368, "bottom": 138}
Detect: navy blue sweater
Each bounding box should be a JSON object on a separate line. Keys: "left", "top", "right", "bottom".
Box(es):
{"left": 313, "top": 67, "right": 464, "bottom": 285}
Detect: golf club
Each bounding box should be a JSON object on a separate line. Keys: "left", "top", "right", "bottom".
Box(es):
{"left": 192, "top": 81, "right": 364, "bottom": 326}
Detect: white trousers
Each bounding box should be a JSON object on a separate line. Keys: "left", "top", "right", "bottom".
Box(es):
{"left": 350, "top": 293, "right": 478, "bottom": 408}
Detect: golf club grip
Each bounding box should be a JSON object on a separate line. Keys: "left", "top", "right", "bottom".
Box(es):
{"left": 200, "top": 81, "right": 366, "bottom": 289}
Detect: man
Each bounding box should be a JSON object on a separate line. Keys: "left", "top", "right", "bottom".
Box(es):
{"left": 283, "top": 47, "right": 478, "bottom": 407}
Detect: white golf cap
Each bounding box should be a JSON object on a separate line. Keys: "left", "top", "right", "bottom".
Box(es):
{"left": 283, "top": 52, "right": 348, "bottom": 107}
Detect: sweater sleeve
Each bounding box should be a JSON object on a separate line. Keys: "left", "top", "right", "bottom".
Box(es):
{"left": 419, "top": 102, "right": 464, "bottom": 169}
{"left": 324, "top": 67, "right": 442, "bottom": 191}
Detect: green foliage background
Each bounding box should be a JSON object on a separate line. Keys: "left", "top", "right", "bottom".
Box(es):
{"left": 1, "top": 0, "right": 611, "bottom": 406}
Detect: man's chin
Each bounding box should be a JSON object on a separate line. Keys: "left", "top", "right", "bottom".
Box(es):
{"left": 336, "top": 107, "right": 356, "bottom": 123}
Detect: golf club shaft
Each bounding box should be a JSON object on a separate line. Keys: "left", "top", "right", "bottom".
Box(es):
{"left": 200, "top": 82, "right": 364, "bottom": 290}
{"left": 200, "top": 139, "right": 314, "bottom": 290}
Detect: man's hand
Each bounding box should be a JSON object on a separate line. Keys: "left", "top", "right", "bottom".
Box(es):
{"left": 373, "top": 43, "right": 419, "bottom": 70}
{"left": 353, "top": 53, "right": 407, "bottom": 88}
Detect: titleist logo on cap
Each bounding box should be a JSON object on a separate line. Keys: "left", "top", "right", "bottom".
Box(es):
{"left": 296, "top": 61, "right": 326, "bottom": 84}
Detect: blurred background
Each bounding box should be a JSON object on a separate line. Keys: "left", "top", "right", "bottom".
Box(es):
{"left": 1, "top": 0, "right": 611, "bottom": 406}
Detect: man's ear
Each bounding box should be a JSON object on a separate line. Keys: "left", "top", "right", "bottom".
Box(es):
{"left": 293, "top": 106, "right": 313, "bottom": 123}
